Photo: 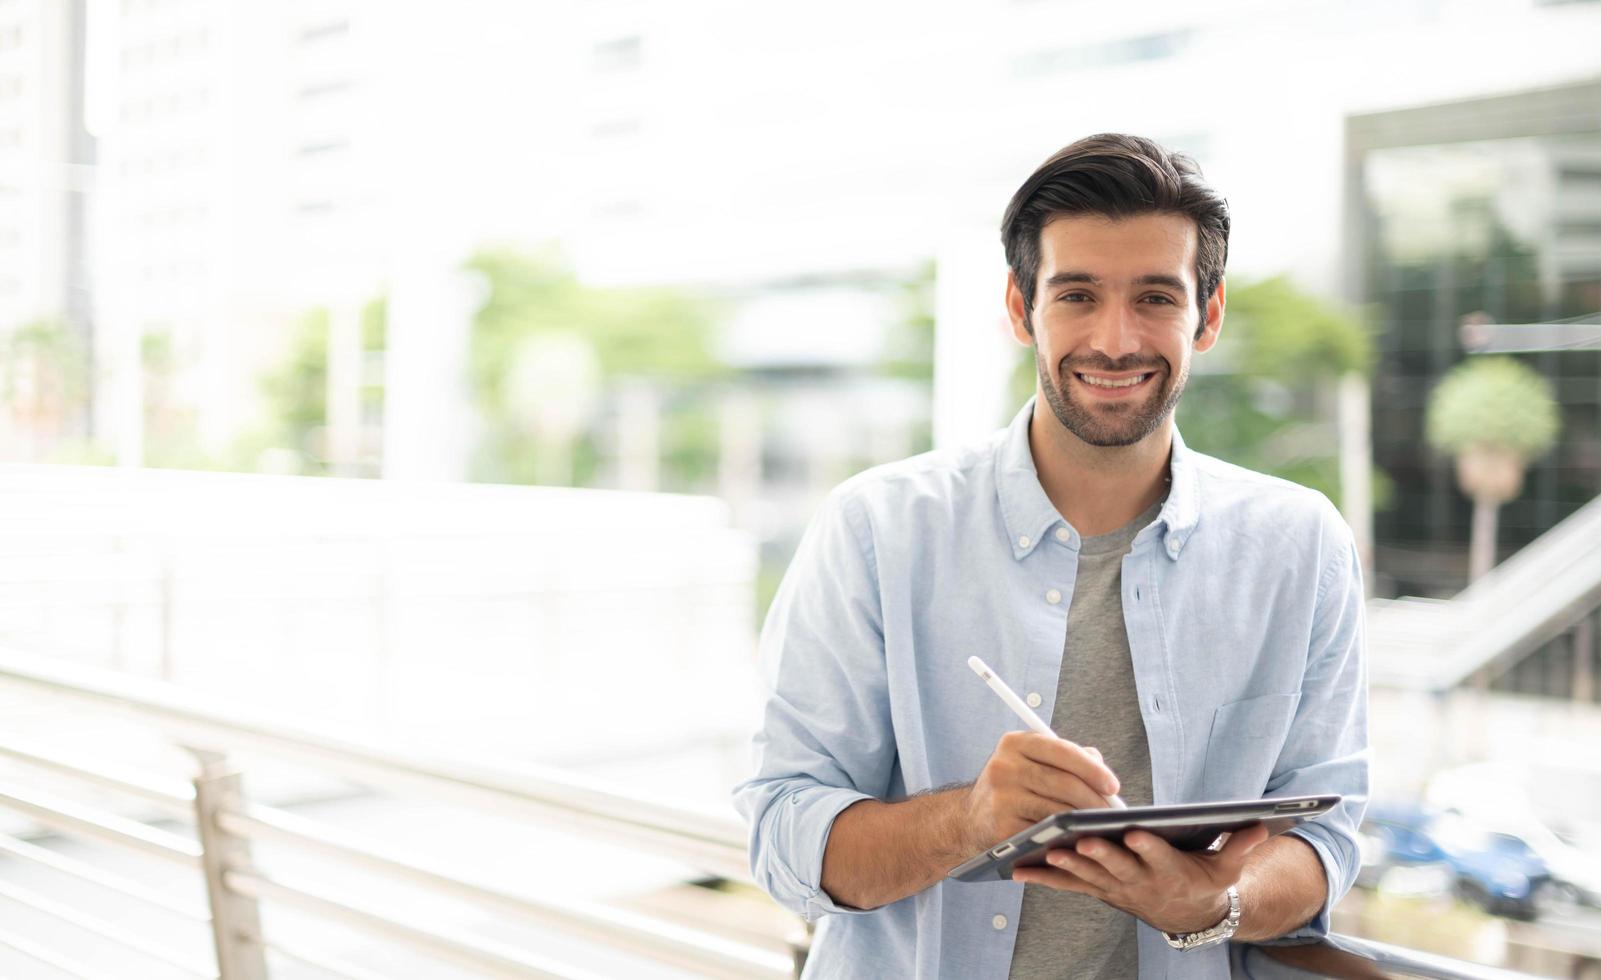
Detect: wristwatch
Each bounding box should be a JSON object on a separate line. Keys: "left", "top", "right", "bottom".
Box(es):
{"left": 1162, "top": 885, "right": 1240, "bottom": 951}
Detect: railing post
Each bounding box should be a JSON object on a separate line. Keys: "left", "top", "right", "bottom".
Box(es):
{"left": 191, "top": 751, "right": 269, "bottom": 980}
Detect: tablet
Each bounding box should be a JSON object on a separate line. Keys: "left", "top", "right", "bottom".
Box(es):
{"left": 947, "top": 794, "right": 1341, "bottom": 883}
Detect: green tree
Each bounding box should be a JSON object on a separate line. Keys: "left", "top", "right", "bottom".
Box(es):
{"left": 878, "top": 259, "right": 936, "bottom": 382}
{"left": 464, "top": 248, "right": 725, "bottom": 487}
{"left": 1181, "top": 276, "right": 1373, "bottom": 504}
{"left": 1425, "top": 356, "right": 1559, "bottom": 580}
{"left": 1, "top": 318, "right": 91, "bottom": 459}
{"left": 249, "top": 308, "right": 331, "bottom": 474}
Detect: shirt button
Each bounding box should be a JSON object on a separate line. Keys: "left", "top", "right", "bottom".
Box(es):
{"left": 1026, "top": 692, "right": 1042, "bottom": 708}
{"left": 1054, "top": 527, "right": 1070, "bottom": 543}
{"left": 1018, "top": 535, "right": 1030, "bottom": 549}
{"left": 993, "top": 914, "right": 1008, "bottom": 930}
{"left": 1045, "top": 589, "right": 1061, "bottom": 605}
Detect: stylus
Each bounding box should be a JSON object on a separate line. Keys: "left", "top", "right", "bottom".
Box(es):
{"left": 967, "top": 655, "right": 1128, "bottom": 809}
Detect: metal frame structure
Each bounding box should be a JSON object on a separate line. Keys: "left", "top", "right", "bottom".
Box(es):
{"left": 0, "top": 645, "right": 1532, "bottom": 979}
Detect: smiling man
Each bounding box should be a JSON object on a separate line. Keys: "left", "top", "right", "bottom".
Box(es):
{"left": 734, "top": 134, "right": 1369, "bottom": 979}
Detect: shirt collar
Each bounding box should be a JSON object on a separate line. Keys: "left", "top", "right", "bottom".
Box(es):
{"left": 993, "top": 396, "right": 1202, "bottom": 561}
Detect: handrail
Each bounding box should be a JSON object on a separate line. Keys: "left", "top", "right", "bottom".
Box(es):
{"left": 223, "top": 868, "right": 609, "bottom": 980}
{"left": 219, "top": 802, "right": 791, "bottom": 978}
{"left": 0, "top": 645, "right": 752, "bottom": 881}
{"left": 0, "top": 831, "right": 211, "bottom": 922}
{"left": 0, "top": 645, "right": 1556, "bottom": 979}
{"left": 0, "top": 924, "right": 124, "bottom": 980}
{"left": 0, "top": 781, "right": 202, "bottom": 864}
{"left": 0, "top": 878, "right": 217, "bottom": 978}
{"left": 1369, "top": 493, "right": 1601, "bottom": 691}
{"left": 0, "top": 740, "right": 197, "bottom": 819}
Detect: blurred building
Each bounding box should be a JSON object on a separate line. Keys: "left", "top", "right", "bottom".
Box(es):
{"left": 0, "top": 0, "right": 94, "bottom": 457}
{"left": 91, "top": 1, "right": 391, "bottom": 470}
{"left": 1350, "top": 78, "right": 1601, "bottom": 599}
{"left": 6, "top": 0, "right": 1600, "bottom": 548}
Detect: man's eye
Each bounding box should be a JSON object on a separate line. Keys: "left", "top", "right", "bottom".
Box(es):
{"left": 1142, "top": 294, "right": 1176, "bottom": 305}
{"left": 1059, "top": 293, "right": 1091, "bottom": 303}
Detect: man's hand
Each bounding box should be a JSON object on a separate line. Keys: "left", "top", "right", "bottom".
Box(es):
{"left": 963, "top": 731, "right": 1122, "bottom": 848}
{"left": 1011, "top": 823, "right": 1270, "bottom": 934}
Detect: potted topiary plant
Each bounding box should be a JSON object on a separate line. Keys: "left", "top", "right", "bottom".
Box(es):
{"left": 1424, "top": 357, "right": 1560, "bottom": 581}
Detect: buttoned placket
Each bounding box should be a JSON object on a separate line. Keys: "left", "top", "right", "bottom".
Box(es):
{"left": 1024, "top": 522, "right": 1080, "bottom": 740}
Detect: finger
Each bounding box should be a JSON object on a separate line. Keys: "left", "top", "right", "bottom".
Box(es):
{"left": 998, "top": 790, "right": 1092, "bottom": 838}
{"left": 1122, "top": 829, "right": 1183, "bottom": 873}
{"left": 1213, "top": 822, "right": 1270, "bottom": 870}
{"left": 1074, "top": 835, "right": 1143, "bottom": 883}
{"left": 1020, "top": 763, "right": 1121, "bottom": 812}
{"left": 1016, "top": 733, "right": 1121, "bottom": 798}
{"left": 1012, "top": 863, "right": 1105, "bottom": 897}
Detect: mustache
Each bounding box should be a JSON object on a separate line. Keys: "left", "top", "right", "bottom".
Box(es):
{"left": 1059, "top": 356, "right": 1165, "bottom": 374}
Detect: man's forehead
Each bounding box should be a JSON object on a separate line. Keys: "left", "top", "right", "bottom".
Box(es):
{"left": 1037, "top": 212, "right": 1198, "bottom": 279}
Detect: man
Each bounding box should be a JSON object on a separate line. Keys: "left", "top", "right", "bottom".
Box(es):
{"left": 733, "top": 134, "right": 1368, "bottom": 979}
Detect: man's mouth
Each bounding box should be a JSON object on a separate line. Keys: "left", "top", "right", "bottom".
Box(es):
{"left": 1074, "top": 371, "right": 1155, "bottom": 391}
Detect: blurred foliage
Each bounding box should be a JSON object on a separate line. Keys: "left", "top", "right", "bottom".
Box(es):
{"left": 1425, "top": 356, "right": 1560, "bottom": 459}
{"left": 241, "top": 296, "right": 388, "bottom": 476}
{"left": 878, "top": 259, "right": 936, "bottom": 383}
{"left": 1183, "top": 276, "right": 1376, "bottom": 508}
{"left": 1, "top": 318, "right": 90, "bottom": 447}
{"left": 140, "top": 327, "right": 210, "bottom": 470}
{"left": 464, "top": 248, "right": 725, "bottom": 486}
{"left": 1009, "top": 276, "right": 1380, "bottom": 508}
{"left": 659, "top": 399, "right": 722, "bottom": 492}
{"left": 254, "top": 308, "right": 331, "bottom": 474}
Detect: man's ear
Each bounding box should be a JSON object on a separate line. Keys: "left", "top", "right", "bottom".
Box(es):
{"left": 1193, "top": 277, "right": 1226, "bottom": 353}
{"left": 1005, "top": 271, "right": 1034, "bottom": 347}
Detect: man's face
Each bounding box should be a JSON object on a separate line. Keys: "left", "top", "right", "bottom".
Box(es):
{"left": 1005, "top": 212, "right": 1224, "bottom": 448}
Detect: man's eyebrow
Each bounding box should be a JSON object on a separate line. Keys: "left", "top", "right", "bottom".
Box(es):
{"left": 1133, "top": 274, "right": 1188, "bottom": 292}
{"left": 1040, "top": 272, "right": 1188, "bottom": 292}
{"left": 1042, "top": 271, "right": 1101, "bottom": 288}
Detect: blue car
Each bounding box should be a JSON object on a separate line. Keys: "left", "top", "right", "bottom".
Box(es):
{"left": 1361, "top": 803, "right": 1552, "bottom": 920}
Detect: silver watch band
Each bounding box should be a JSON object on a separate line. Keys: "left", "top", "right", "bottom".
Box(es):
{"left": 1162, "top": 885, "right": 1241, "bottom": 950}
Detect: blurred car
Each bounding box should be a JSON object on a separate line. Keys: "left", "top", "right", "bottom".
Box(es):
{"left": 1424, "top": 762, "right": 1601, "bottom": 911}
{"left": 1475, "top": 822, "right": 1601, "bottom": 912}
{"left": 1361, "top": 803, "right": 1552, "bottom": 920}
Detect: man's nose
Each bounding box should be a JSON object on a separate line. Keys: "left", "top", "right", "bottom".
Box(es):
{"left": 1086, "top": 303, "right": 1142, "bottom": 361}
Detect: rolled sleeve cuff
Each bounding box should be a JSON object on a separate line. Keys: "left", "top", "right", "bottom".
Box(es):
{"left": 1261, "top": 825, "right": 1346, "bottom": 944}
{"left": 792, "top": 786, "right": 878, "bottom": 921}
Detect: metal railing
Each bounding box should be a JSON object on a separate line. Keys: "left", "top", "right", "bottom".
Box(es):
{"left": 0, "top": 645, "right": 1540, "bottom": 979}
{"left": 1368, "top": 493, "right": 1601, "bottom": 693}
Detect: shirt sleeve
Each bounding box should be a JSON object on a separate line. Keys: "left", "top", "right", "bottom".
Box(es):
{"left": 731, "top": 487, "right": 897, "bottom": 921}
{"left": 1258, "top": 513, "right": 1370, "bottom": 944}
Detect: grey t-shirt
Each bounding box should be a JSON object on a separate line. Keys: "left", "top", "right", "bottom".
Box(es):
{"left": 1008, "top": 499, "right": 1162, "bottom": 980}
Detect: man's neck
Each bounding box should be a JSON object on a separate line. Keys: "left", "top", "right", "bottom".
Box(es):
{"left": 1028, "top": 401, "right": 1173, "bottom": 538}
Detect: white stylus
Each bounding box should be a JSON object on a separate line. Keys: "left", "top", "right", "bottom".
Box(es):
{"left": 967, "top": 655, "right": 1128, "bottom": 809}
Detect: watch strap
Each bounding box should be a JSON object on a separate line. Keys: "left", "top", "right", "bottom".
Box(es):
{"left": 1162, "top": 884, "right": 1241, "bottom": 950}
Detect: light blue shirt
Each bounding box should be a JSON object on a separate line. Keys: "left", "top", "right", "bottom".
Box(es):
{"left": 733, "top": 398, "right": 1370, "bottom": 980}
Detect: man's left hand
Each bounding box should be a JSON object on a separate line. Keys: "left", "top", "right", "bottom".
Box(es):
{"left": 1011, "top": 823, "right": 1270, "bottom": 934}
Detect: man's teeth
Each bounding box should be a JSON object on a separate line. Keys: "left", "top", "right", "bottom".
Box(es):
{"left": 1078, "top": 373, "right": 1150, "bottom": 388}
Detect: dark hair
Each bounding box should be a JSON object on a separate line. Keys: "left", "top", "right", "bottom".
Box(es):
{"left": 1000, "top": 133, "right": 1229, "bottom": 339}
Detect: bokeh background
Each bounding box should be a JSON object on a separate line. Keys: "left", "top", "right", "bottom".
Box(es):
{"left": 2, "top": 0, "right": 1601, "bottom": 976}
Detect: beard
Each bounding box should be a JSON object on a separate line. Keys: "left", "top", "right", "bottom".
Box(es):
{"left": 1036, "top": 348, "right": 1189, "bottom": 448}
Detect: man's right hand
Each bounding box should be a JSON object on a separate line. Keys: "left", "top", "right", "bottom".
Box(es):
{"left": 963, "top": 731, "right": 1122, "bottom": 847}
